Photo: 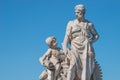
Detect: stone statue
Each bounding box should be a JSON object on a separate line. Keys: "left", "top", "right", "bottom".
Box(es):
{"left": 62, "top": 4, "right": 99, "bottom": 80}
{"left": 39, "top": 36, "right": 66, "bottom": 80}
{"left": 39, "top": 4, "right": 102, "bottom": 80}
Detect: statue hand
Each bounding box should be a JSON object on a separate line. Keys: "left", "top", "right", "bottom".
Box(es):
{"left": 47, "top": 62, "right": 55, "bottom": 70}
{"left": 89, "top": 38, "right": 93, "bottom": 44}
{"left": 63, "top": 48, "right": 69, "bottom": 55}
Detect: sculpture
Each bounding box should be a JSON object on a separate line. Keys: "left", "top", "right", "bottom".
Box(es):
{"left": 39, "top": 4, "right": 102, "bottom": 80}
{"left": 39, "top": 36, "right": 66, "bottom": 80}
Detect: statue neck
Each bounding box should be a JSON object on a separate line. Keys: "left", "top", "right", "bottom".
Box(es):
{"left": 77, "top": 17, "right": 85, "bottom": 23}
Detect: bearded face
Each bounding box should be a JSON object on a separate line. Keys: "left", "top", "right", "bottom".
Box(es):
{"left": 75, "top": 4, "right": 85, "bottom": 21}
{"left": 75, "top": 9, "right": 85, "bottom": 20}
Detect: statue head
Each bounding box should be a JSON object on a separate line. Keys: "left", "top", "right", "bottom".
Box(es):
{"left": 74, "top": 4, "right": 85, "bottom": 20}
{"left": 46, "top": 36, "right": 57, "bottom": 48}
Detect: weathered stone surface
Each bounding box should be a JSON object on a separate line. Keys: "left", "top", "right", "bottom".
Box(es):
{"left": 39, "top": 4, "right": 102, "bottom": 80}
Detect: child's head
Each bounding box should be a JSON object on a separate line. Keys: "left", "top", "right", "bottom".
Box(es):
{"left": 46, "top": 36, "right": 57, "bottom": 48}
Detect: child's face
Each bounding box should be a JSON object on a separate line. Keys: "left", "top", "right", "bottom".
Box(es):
{"left": 51, "top": 38, "right": 57, "bottom": 48}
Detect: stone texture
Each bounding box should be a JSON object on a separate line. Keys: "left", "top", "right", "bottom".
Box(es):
{"left": 39, "top": 4, "right": 102, "bottom": 80}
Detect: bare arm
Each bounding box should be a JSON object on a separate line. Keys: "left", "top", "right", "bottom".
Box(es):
{"left": 39, "top": 49, "right": 52, "bottom": 66}
{"left": 62, "top": 21, "right": 72, "bottom": 54}
{"left": 89, "top": 23, "right": 99, "bottom": 43}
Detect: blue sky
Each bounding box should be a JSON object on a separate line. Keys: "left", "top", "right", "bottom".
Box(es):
{"left": 0, "top": 0, "right": 120, "bottom": 80}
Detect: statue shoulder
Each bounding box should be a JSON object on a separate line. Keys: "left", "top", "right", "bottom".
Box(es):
{"left": 56, "top": 47, "right": 61, "bottom": 51}
{"left": 48, "top": 48, "right": 52, "bottom": 51}
{"left": 85, "top": 20, "right": 94, "bottom": 27}
{"left": 67, "top": 20, "right": 74, "bottom": 26}
{"left": 46, "top": 48, "right": 52, "bottom": 54}
{"left": 66, "top": 20, "right": 76, "bottom": 30}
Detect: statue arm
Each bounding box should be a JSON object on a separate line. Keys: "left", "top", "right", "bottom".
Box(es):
{"left": 59, "top": 49, "right": 67, "bottom": 61}
{"left": 39, "top": 49, "right": 52, "bottom": 66}
{"left": 62, "top": 21, "right": 72, "bottom": 55}
{"left": 89, "top": 23, "right": 99, "bottom": 43}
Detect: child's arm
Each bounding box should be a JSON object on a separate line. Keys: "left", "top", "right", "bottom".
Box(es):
{"left": 60, "top": 49, "right": 64, "bottom": 54}
{"left": 39, "top": 49, "right": 52, "bottom": 66}
{"left": 59, "top": 49, "right": 67, "bottom": 61}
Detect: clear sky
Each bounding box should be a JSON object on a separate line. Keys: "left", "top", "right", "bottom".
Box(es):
{"left": 0, "top": 0, "right": 120, "bottom": 80}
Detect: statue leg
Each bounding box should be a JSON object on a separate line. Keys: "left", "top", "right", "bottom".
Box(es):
{"left": 81, "top": 57, "right": 87, "bottom": 80}
{"left": 88, "top": 45, "right": 95, "bottom": 79}
{"left": 54, "top": 63, "right": 61, "bottom": 80}
{"left": 47, "top": 69, "right": 54, "bottom": 80}
{"left": 88, "top": 55, "right": 95, "bottom": 79}
{"left": 67, "top": 64, "right": 76, "bottom": 80}
{"left": 80, "top": 52, "right": 95, "bottom": 80}
{"left": 80, "top": 50, "right": 89, "bottom": 80}
{"left": 80, "top": 43, "right": 93, "bottom": 80}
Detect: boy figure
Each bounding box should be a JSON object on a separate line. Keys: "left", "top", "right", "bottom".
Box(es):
{"left": 40, "top": 36, "right": 65, "bottom": 80}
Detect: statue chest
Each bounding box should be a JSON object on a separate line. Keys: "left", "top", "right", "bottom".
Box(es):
{"left": 71, "top": 22, "right": 90, "bottom": 38}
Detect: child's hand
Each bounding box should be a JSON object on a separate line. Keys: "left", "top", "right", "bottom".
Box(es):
{"left": 48, "top": 62, "right": 55, "bottom": 70}
{"left": 49, "top": 62, "right": 54, "bottom": 67}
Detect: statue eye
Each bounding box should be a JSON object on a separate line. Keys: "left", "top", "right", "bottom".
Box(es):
{"left": 51, "top": 39, "right": 56, "bottom": 44}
